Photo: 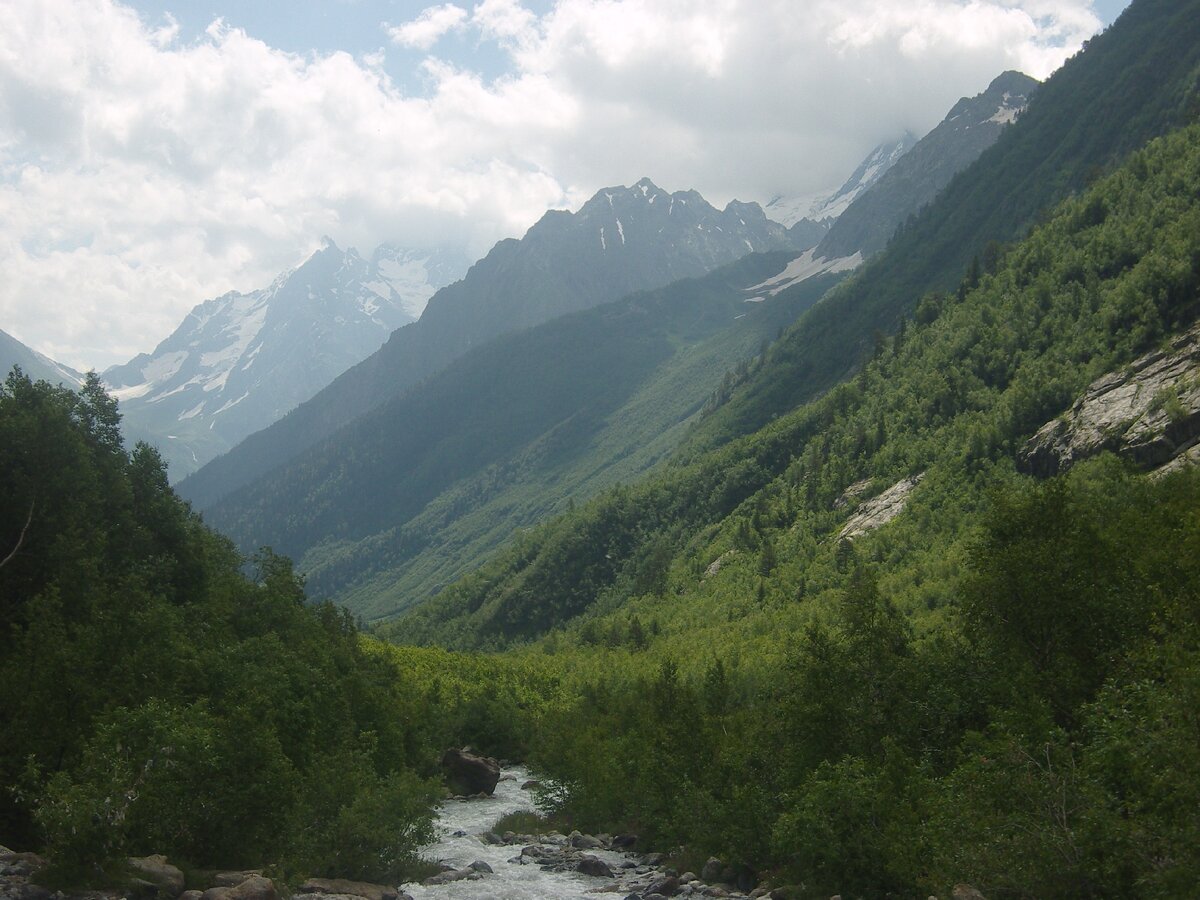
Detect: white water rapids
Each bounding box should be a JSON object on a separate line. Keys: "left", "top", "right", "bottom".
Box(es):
{"left": 402, "top": 767, "right": 635, "bottom": 900}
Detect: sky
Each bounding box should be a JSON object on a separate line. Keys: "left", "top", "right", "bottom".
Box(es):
{"left": 1, "top": 0, "right": 1132, "bottom": 370}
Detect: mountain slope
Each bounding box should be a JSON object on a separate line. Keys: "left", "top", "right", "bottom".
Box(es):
{"left": 387, "top": 116, "right": 1200, "bottom": 651}
{"left": 814, "top": 70, "right": 1039, "bottom": 260}
{"left": 179, "top": 181, "right": 810, "bottom": 510}
{"left": 418, "top": 121, "right": 1200, "bottom": 899}
{"left": 765, "top": 135, "right": 915, "bottom": 227}
{"left": 0, "top": 329, "right": 84, "bottom": 388}
{"left": 688, "top": 0, "right": 1200, "bottom": 454}
{"left": 104, "top": 242, "right": 465, "bottom": 479}
{"left": 200, "top": 252, "right": 846, "bottom": 619}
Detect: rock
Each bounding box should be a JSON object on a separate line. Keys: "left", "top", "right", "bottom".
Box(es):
{"left": 612, "top": 833, "right": 638, "bottom": 849}
{"left": 467, "top": 861, "right": 493, "bottom": 874}
{"left": 570, "top": 831, "right": 603, "bottom": 850}
{"left": 952, "top": 887, "right": 987, "bottom": 900}
{"left": 498, "top": 774, "right": 516, "bottom": 782}
{"left": 577, "top": 856, "right": 614, "bottom": 878}
{"left": 834, "top": 477, "right": 873, "bottom": 509}
{"left": 644, "top": 853, "right": 668, "bottom": 867}
{"left": 128, "top": 856, "right": 184, "bottom": 898}
{"left": 479, "top": 831, "right": 502, "bottom": 845}
{"left": 224, "top": 875, "right": 277, "bottom": 900}
{"left": 180, "top": 892, "right": 204, "bottom": 900}
{"left": 0, "top": 852, "right": 44, "bottom": 880}
{"left": 647, "top": 876, "right": 681, "bottom": 897}
{"left": 1019, "top": 322, "right": 1200, "bottom": 477}
{"left": 520, "top": 780, "right": 541, "bottom": 791}
{"left": 296, "top": 879, "right": 399, "bottom": 900}
{"left": 421, "top": 869, "right": 479, "bottom": 886}
{"left": 700, "top": 857, "right": 724, "bottom": 883}
{"left": 704, "top": 550, "right": 737, "bottom": 579}
{"left": 440, "top": 748, "right": 501, "bottom": 796}
{"left": 211, "top": 873, "right": 261, "bottom": 889}
{"left": 838, "top": 473, "right": 924, "bottom": 540}
{"left": 679, "top": 872, "right": 698, "bottom": 884}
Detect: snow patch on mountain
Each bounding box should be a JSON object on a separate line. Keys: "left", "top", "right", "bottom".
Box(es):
{"left": 743, "top": 248, "right": 864, "bottom": 300}
{"left": 103, "top": 240, "right": 470, "bottom": 480}
{"left": 764, "top": 134, "right": 916, "bottom": 228}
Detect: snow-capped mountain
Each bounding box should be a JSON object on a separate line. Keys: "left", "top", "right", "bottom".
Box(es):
{"left": 104, "top": 240, "right": 469, "bottom": 479}
{"left": 815, "top": 70, "right": 1039, "bottom": 261}
{"left": 765, "top": 134, "right": 917, "bottom": 228}
{"left": 180, "top": 178, "right": 813, "bottom": 511}
{"left": 756, "top": 71, "right": 1040, "bottom": 299}
{"left": 419, "top": 176, "right": 814, "bottom": 350}
{"left": 0, "top": 329, "right": 84, "bottom": 388}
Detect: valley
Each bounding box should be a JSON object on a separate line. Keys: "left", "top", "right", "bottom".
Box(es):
{"left": 2, "top": 0, "right": 1198, "bottom": 897}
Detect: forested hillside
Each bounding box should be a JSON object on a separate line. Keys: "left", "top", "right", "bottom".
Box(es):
{"left": 0, "top": 371, "right": 552, "bottom": 886}
{"left": 384, "top": 120, "right": 1200, "bottom": 896}
{"left": 199, "top": 252, "right": 844, "bottom": 621}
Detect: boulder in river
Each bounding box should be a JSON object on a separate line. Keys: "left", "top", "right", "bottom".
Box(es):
{"left": 440, "top": 748, "right": 501, "bottom": 796}
{"left": 577, "top": 856, "right": 614, "bottom": 878}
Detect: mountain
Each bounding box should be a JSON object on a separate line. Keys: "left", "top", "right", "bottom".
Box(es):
{"left": 814, "top": 70, "right": 1039, "bottom": 261}
{"left": 688, "top": 0, "right": 1200, "bottom": 453}
{"left": 179, "top": 180, "right": 812, "bottom": 510}
{"left": 103, "top": 241, "right": 467, "bottom": 479}
{"left": 757, "top": 72, "right": 1037, "bottom": 300}
{"left": 196, "top": 252, "right": 847, "bottom": 619}
{"left": 384, "top": 112, "right": 1200, "bottom": 897}
{"left": 0, "top": 330, "right": 84, "bottom": 388}
{"left": 764, "top": 134, "right": 916, "bottom": 227}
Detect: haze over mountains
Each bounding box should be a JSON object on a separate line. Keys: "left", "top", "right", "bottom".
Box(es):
{"left": 177, "top": 179, "right": 813, "bottom": 507}
{"left": 175, "top": 68, "right": 1049, "bottom": 620}
{"left": 98, "top": 243, "right": 469, "bottom": 478}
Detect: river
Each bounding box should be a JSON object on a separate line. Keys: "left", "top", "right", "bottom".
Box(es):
{"left": 402, "top": 767, "right": 638, "bottom": 900}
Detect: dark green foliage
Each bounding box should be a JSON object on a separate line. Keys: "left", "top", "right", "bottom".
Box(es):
{"left": 0, "top": 371, "right": 439, "bottom": 882}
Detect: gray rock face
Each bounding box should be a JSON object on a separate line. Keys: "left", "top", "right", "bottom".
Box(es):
{"left": 1018, "top": 324, "right": 1200, "bottom": 477}
{"left": 838, "top": 474, "right": 925, "bottom": 540}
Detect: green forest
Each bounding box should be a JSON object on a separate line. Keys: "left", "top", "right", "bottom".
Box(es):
{"left": 4, "top": 0, "right": 1200, "bottom": 896}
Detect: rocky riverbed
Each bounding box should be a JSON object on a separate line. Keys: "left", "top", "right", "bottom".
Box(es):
{"left": 404, "top": 766, "right": 764, "bottom": 900}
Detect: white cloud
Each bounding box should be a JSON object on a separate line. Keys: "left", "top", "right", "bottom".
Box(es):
{"left": 386, "top": 4, "right": 469, "bottom": 49}
{"left": 0, "top": 0, "right": 1103, "bottom": 370}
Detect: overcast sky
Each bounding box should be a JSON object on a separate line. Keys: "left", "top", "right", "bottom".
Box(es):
{"left": 1, "top": 0, "right": 1131, "bottom": 370}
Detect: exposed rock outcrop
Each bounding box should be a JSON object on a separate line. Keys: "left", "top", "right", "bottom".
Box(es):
{"left": 837, "top": 474, "right": 925, "bottom": 540}
{"left": 1019, "top": 324, "right": 1200, "bottom": 477}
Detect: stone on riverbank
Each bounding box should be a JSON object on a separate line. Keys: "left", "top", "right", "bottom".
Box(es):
{"left": 296, "top": 878, "right": 399, "bottom": 900}
{"left": 127, "top": 857, "right": 184, "bottom": 898}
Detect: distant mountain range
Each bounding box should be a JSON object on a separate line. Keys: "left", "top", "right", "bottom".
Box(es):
{"left": 101, "top": 243, "right": 468, "bottom": 478}
{"left": 177, "top": 64, "right": 1054, "bottom": 620}
{"left": 178, "top": 179, "right": 812, "bottom": 510}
